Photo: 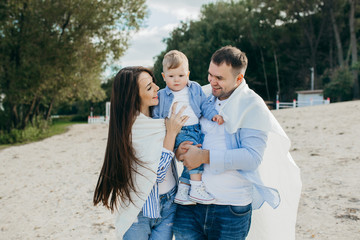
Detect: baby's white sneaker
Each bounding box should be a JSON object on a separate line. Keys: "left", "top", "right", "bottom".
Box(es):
{"left": 174, "top": 183, "right": 196, "bottom": 205}
{"left": 189, "top": 181, "right": 215, "bottom": 204}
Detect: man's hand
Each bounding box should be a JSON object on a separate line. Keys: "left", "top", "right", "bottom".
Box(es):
{"left": 175, "top": 141, "right": 192, "bottom": 160}
{"left": 178, "top": 145, "right": 209, "bottom": 170}
{"left": 175, "top": 141, "right": 202, "bottom": 159}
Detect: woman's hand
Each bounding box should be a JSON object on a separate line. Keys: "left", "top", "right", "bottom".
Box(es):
{"left": 163, "top": 102, "right": 189, "bottom": 151}
{"left": 165, "top": 102, "right": 189, "bottom": 135}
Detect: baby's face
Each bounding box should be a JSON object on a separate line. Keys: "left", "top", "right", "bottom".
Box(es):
{"left": 162, "top": 64, "right": 189, "bottom": 92}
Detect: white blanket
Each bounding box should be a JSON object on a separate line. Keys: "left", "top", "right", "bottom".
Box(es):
{"left": 115, "top": 113, "right": 166, "bottom": 239}
{"left": 203, "top": 81, "right": 302, "bottom": 240}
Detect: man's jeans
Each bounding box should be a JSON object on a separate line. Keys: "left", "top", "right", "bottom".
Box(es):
{"left": 173, "top": 203, "right": 252, "bottom": 240}
{"left": 175, "top": 123, "right": 204, "bottom": 184}
{"left": 123, "top": 187, "right": 177, "bottom": 240}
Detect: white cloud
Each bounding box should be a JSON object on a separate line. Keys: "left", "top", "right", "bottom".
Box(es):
{"left": 117, "top": 0, "right": 216, "bottom": 69}
{"left": 133, "top": 23, "right": 178, "bottom": 40}
{"left": 148, "top": 2, "right": 201, "bottom": 20}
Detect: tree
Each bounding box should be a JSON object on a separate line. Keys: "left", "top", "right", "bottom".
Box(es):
{"left": 0, "top": 0, "right": 147, "bottom": 130}
{"left": 153, "top": 1, "right": 319, "bottom": 100}
{"left": 349, "top": 0, "right": 359, "bottom": 99}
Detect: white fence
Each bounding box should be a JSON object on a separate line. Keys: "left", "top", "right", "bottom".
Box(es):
{"left": 88, "top": 102, "right": 110, "bottom": 124}
{"left": 276, "top": 98, "right": 330, "bottom": 110}
{"left": 88, "top": 116, "right": 109, "bottom": 124}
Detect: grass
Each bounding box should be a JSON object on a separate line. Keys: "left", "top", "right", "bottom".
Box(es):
{"left": 0, "top": 118, "right": 86, "bottom": 151}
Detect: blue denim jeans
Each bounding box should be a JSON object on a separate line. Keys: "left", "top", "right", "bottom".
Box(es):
{"left": 123, "top": 187, "right": 177, "bottom": 240}
{"left": 175, "top": 124, "right": 204, "bottom": 184}
{"left": 173, "top": 203, "right": 252, "bottom": 240}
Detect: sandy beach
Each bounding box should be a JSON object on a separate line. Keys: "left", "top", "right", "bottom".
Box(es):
{"left": 1, "top": 100, "right": 359, "bottom": 239}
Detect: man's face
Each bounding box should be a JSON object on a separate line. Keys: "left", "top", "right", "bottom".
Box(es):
{"left": 208, "top": 61, "right": 242, "bottom": 100}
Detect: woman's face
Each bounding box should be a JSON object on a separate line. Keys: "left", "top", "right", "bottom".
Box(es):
{"left": 138, "top": 71, "right": 159, "bottom": 115}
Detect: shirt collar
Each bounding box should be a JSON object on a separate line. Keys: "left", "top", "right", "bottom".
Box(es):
{"left": 164, "top": 80, "right": 191, "bottom": 95}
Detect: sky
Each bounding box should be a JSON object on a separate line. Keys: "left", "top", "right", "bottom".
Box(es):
{"left": 118, "top": 0, "right": 216, "bottom": 69}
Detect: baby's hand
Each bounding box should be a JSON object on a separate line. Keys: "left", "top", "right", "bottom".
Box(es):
{"left": 212, "top": 115, "right": 224, "bottom": 125}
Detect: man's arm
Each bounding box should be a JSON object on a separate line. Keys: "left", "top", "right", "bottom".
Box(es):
{"left": 178, "top": 128, "right": 267, "bottom": 173}
{"left": 209, "top": 128, "right": 267, "bottom": 174}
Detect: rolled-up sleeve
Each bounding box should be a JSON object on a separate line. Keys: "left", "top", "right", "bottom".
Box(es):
{"left": 209, "top": 128, "right": 268, "bottom": 174}
{"left": 156, "top": 148, "right": 174, "bottom": 182}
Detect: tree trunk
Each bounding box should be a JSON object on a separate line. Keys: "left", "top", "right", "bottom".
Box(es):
{"left": 22, "top": 95, "right": 37, "bottom": 128}
{"left": 329, "top": 39, "right": 334, "bottom": 69}
{"left": 260, "top": 48, "right": 270, "bottom": 101}
{"left": 303, "top": 15, "right": 326, "bottom": 89}
{"left": 349, "top": 0, "right": 359, "bottom": 99}
{"left": 11, "top": 104, "right": 19, "bottom": 129}
{"left": 330, "top": 6, "right": 344, "bottom": 67}
{"left": 274, "top": 51, "right": 280, "bottom": 100}
{"left": 45, "top": 98, "right": 54, "bottom": 121}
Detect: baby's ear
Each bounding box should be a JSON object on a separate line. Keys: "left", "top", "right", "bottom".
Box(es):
{"left": 161, "top": 72, "right": 166, "bottom": 81}
{"left": 187, "top": 71, "right": 190, "bottom": 78}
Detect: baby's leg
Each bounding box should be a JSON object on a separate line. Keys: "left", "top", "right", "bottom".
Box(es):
{"left": 189, "top": 164, "right": 202, "bottom": 181}
{"left": 188, "top": 166, "right": 215, "bottom": 204}
{"left": 190, "top": 173, "right": 201, "bottom": 181}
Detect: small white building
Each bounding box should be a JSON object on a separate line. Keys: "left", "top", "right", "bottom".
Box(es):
{"left": 296, "top": 90, "right": 325, "bottom": 107}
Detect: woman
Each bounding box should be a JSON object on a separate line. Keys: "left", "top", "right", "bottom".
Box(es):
{"left": 93, "top": 66, "right": 188, "bottom": 239}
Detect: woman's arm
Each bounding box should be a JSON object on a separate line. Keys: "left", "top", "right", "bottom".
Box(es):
{"left": 156, "top": 149, "right": 175, "bottom": 183}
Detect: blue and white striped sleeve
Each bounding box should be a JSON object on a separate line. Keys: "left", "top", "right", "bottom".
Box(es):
{"left": 156, "top": 148, "right": 174, "bottom": 183}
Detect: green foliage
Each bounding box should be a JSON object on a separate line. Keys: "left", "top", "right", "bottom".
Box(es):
{"left": 52, "top": 76, "right": 114, "bottom": 118}
{"left": 0, "top": 0, "right": 147, "bottom": 130}
{"left": 0, "top": 116, "right": 84, "bottom": 145}
{"left": 0, "top": 118, "right": 49, "bottom": 144}
{"left": 153, "top": 0, "right": 358, "bottom": 102}
{"left": 351, "top": 61, "right": 360, "bottom": 71}
{"left": 324, "top": 67, "right": 353, "bottom": 102}
{"left": 153, "top": 1, "right": 316, "bottom": 100}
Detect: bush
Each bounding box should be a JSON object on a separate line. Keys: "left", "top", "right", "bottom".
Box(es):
{"left": 0, "top": 119, "right": 50, "bottom": 144}
{"left": 71, "top": 114, "right": 88, "bottom": 122}
{"left": 323, "top": 67, "right": 353, "bottom": 102}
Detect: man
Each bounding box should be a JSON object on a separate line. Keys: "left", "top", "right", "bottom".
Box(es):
{"left": 173, "top": 46, "right": 301, "bottom": 240}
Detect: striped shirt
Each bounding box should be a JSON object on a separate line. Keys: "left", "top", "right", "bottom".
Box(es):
{"left": 142, "top": 148, "right": 174, "bottom": 218}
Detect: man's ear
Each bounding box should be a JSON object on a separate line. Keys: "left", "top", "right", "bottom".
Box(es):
{"left": 161, "top": 72, "right": 166, "bottom": 81}
{"left": 236, "top": 73, "right": 244, "bottom": 85}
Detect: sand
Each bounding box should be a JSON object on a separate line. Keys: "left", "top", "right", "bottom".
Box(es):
{"left": 0, "top": 100, "right": 359, "bottom": 239}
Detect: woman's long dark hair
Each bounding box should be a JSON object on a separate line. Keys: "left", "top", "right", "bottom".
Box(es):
{"left": 93, "top": 66, "right": 156, "bottom": 212}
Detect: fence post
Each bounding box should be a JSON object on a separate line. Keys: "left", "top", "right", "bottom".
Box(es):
{"left": 326, "top": 97, "right": 330, "bottom": 104}
{"left": 310, "top": 98, "right": 313, "bottom": 106}
{"left": 293, "top": 99, "right": 296, "bottom": 108}
{"left": 276, "top": 100, "right": 279, "bottom": 110}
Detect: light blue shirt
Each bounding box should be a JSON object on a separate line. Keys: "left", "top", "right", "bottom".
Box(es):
{"left": 205, "top": 96, "right": 280, "bottom": 210}
{"left": 152, "top": 81, "right": 218, "bottom": 121}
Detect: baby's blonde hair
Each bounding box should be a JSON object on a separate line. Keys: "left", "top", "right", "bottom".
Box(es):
{"left": 162, "top": 50, "right": 189, "bottom": 72}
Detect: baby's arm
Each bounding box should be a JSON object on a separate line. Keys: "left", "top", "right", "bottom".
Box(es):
{"left": 212, "top": 114, "right": 224, "bottom": 125}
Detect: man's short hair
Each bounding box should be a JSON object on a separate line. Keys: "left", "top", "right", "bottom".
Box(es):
{"left": 211, "top": 46, "right": 248, "bottom": 76}
{"left": 162, "top": 50, "right": 189, "bottom": 72}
